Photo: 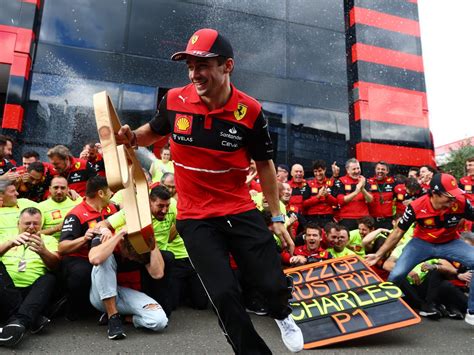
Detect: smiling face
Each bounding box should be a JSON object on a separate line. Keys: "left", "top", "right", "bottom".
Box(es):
{"left": 313, "top": 167, "right": 326, "bottom": 182}
{"left": 419, "top": 167, "right": 433, "bottom": 183}
{"left": 305, "top": 227, "right": 322, "bottom": 251}
{"left": 375, "top": 163, "right": 389, "bottom": 181}
{"left": 346, "top": 162, "right": 361, "bottom": 179}
{"left": 466, "top": 160, "right": 474, "bottom": 176}
{"left": 186, "top": 56, "right": 233, "bottom": 100}
{"left": 291, "top": 164, "right": 304, "bottom": 183}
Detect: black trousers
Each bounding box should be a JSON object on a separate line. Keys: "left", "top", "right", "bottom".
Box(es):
{"left": 141, "top": 250, "right": 175, "bottom": 317}
{"left": 61, "top": 256, "right": 93, "bottom": 311}
{"left": 177, "top": 209, "right": 291, "bottom": 355}
{"left": 169, "top": 257, "right": 208, "bottom": 310}
{"left": 0, "top": 262, "right": 56, "bottom": 328}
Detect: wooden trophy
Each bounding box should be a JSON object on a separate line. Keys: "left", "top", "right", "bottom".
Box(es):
{"left": 93, "top": 91, "right": 154, "bottom": 254}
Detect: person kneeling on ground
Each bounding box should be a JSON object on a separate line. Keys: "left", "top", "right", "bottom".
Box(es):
{"left": 0, "top": 207, "right": 60, "bottom": 347}
{"left": 88, "top": 229, "right": 168, "bottom": 340}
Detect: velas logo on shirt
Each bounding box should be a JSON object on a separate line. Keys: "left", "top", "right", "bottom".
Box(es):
{"left": 234, "top": 103, "right": 247, "bottom": 121}
{"left": 174, "top": 114, "right": 193, "bottom": 135}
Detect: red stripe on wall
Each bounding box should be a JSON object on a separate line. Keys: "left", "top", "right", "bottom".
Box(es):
{"left": 353, "top": 81, "right": 429, "bottom": 128}
{"left": 354, "top": 81, "right": 428, "bottom": 109}
{"left": 356, "top": 142, "right": 435, "bottom": 166}
{"left": 10, "top": 53, "right": 31, "bottom": 80}
{"left": 2, "top": 104, "right": 24, "bottom": 131}
{"left": 350, "top": 7, "right": 420, "bottom": 37}
{"left": 352, "top": 43, "right": 424, "bottom": 72}
{"left": 0, "top": 25, "right": 34, "bottom": 55}
{"left": 22, "top": 0, "right": 41, "bottom": 7}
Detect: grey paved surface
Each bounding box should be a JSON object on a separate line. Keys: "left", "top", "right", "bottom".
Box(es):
{"left": 3, "top": 308, "right": 474, "bottom": 354}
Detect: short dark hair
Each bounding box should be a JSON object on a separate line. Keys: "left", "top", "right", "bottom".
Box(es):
{"left": 20, "top": 206, "right": 42, "bottom": 218}
{"left": 149, "top": 185, "right": 171, "bottom": 201}
{"left": 22, "top": 150, "right": 40, "bottom": 160}
{"left": 312, "top": 160, "right": 327, "bottom": 171}
{"left": 421, "top": 165, "right": 437, "bottom": 174}
{"left": 85, "top": 176, "right": 109, "bottom": 198}
{"left": 466, "top": 157, "right": 474, "bottom": 163}
{"left": 338, "top": 225, "right": 350, "bottom": 236}
{"left": 406, "top": 177, "right": 421, "bottom": 192}
{"left": 27, "top": 161, "right": 45, "bottom": 174}
{"left": 324, "top": 221, "right": 339, "bottom": 235}
{"left": 357, "top": 216, "right": 375, "bottom": 230}
{"left": 305, "top": 223, "right": 322, "bottom": 235}
{"left": 375, "top": 161, "right": 390, "bottom": 171}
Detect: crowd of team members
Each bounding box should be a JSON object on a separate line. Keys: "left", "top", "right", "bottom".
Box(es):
{"left": 0, "top": 133, "right": 473, "bottom": 347}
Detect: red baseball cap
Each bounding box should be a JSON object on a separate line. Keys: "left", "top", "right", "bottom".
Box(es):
{"left": 171, "top": 28, "right": 234, "bottom": 61}
{"left": 430, "top": 173, "right": 464, "bottom": 198}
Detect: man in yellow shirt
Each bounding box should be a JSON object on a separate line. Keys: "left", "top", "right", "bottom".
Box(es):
{"left": 0, "top": 181, "right": 37, "bottom": 239}
{"left": 39, "top": 176, "right": 82, "bottom": 240}
{"left": 0, "top": 207, "right": 60, "bottom": 347}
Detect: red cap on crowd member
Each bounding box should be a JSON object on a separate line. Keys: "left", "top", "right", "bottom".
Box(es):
{"left": 430, "top": 173, "right": 464, "bottom": 198}
{"left": 171, "top": 28, "right": 234, "bottom": 61}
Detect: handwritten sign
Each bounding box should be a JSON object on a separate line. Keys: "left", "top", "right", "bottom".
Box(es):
{"left": 284, "top": 256, "right": 420, "bottom": 349}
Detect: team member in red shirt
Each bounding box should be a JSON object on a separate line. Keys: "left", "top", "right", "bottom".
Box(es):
{"left": 460, "top": 157, "right": 474, "bottom": 203}
{"left": 79, "top": 142, "right": 106, "bottom": 177}
{"left": 366, "top": 173, "right": 474, "bottom": 326}
{"left": 394, "top": 177, "right": 423, "bottom": 215}
{"left": 332, "top": 158, "right": 373, "bottom": 231}
{"left": 59, "top": 176, "right": 118, "bottom": 320}
{"left": 288, "top": 163, "right": 308, "bottom": 212}
{"left": 367, "top": 161, "right": 396, "bottom": 229}
{"left": 115, "top": 28, "right": 302, "bottom": 353}
{"left": 303, "top": 160, "right": 337, "bottom": 227}
{"left": 282, "top": 223, "right": 331, "bottom": 266}
{"left": 47, "top": 145, "right": 97, "bottom": 197}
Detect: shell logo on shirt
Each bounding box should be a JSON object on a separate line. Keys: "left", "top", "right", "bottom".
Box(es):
{"left": 344, "top": 185, "right": 352, "bottom": 191}
{"left": 371, "top": 184, "right": 377, "bottom": 191}
{"left": 465, "top": 185, "right": 472, "bottom": 191}
{"left": 175, "top": 114, "right": 193, "bottom": 135}
{"left": 234, "top": 103, "right": 247, "bottom": 121}
{"left": 424, "top": 218, "right": 435, "bottom": 226}
{"left": 52, "top": 210, "right": 62, "bottom": 220}
{"left": 312, "top": 187, "right": 318, "bottom": 194}
{"left": 397, "top": 194, "right": 404, "bottom": 201}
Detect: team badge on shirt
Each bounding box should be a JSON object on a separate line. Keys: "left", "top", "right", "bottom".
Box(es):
{"left": 174, "top": 114, "right": 193, "bottom": 135}
{"left": 344, "top": 185, "right": 352, "bottom": 191}
{"left": 465, "top": 185, "right": 472, "bottom": 191}
{"left": 75, "top": 162, "right": 81, "bottom": 169}
{"left": 52, "top": 210, "right": 62, "bottom": 220}
{"left": 312, "top": 187, "right": 318, "bottom": 194}
{"left": 234, "top": 103, "right": 247, "bottom": 121}
{"left": 424, "top": 218, "right": 435, "bottom": 226}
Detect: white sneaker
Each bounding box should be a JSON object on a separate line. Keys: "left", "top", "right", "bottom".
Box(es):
{"left": 465, "top": 311, "right": 474, "bottom": 326}
{"left": 275, "top": 315, "right": 304, "bottom": 353}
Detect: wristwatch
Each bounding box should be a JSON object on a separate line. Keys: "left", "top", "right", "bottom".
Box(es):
{"left": 271, "top": 214, "right": 285, "bottom": 223}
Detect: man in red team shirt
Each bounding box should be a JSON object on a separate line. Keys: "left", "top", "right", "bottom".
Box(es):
{"left": 460, "top": 157, "right": 474, "bottom": 203}
{"left": 115, "top": 28, "right": 302, "bottom": 353}
{"left": 367, "top": 161, "right": 396, "bottom": 229}
{"left": 332, "top": 158, "right": 373, "bottom": 231}
{"left": 366, "top": 173, "right": 474, "bottom": 326}
{"left": 288, "top": 163, "right": 308, "bottom": 212}
{"left": 303, "top": 160, "right": 337, "bottom": 227}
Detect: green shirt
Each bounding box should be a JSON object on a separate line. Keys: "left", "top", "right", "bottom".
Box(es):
{"left": 39, "top": 197, "right": 82, "bottom": 240}
{"left": 251, "top": 192, "right": 287, "bottom": 215}
{"left": 111, "top": 189, "right": 123, "bottom": 207}
{"left": 150, "top": 160, "right": 174, "bottom": 183}
{"left": 326, "top": 247, "right": 355, "bottom": 258}
{"left": 0, "top": 234, "right": 58, "bottom": 287}
{"left": 166, "top": 199, "right": 188, "bottom": 259}
{"left": 107, "top": 205, "right": 175, "bottom": 251}
{"left": 391, "top": 242, "right": 438, "bottom": 285}
{"left": 348, "top": 230, "right": 366, "bottom": 257}
{"left": 0, "top": 199, "right": 38, "bottom": 239}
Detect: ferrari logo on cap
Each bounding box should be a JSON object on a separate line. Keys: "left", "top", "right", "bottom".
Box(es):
{"left": 451, "top": 179, "right": 456, "bottom": 187}
{"left": 234, "top": 103, "right": 248, "bottom": 121}
{"left": 191, "top": 35, "right": 199, "bottom": 44}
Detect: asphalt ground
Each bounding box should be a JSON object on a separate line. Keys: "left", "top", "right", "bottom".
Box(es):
{"left": 2, "top": 307, "right": 473, "bottom": 354}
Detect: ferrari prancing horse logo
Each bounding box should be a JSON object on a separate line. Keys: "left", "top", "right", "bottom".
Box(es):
{"left": 234, "top": 103, "right": 247, "bottom": 121}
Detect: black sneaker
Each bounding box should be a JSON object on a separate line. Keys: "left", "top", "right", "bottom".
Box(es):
{"left": 30, "top": 316, "right": 51, "bottom": 334}
{"left": 245, "top": 301, "right": 268, "bottom": 316}
{"left": 419, "top": 304, "right": 442, "bottom": 320}
{"left": 446, "top": 306, "right": 464, "bottom": 320}
{"left": 107, "top": 314, "right": 126, "bottom": 340}
{"left": 0, "top": 322, "right": 26, "bottom": 347}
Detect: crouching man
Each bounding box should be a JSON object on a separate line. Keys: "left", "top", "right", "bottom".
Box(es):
{"left": 88, "top": 229, "right": 168, "bottom": 340}
{"left": 0, "top": 207, "right": 60, "bottom": 347}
